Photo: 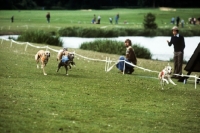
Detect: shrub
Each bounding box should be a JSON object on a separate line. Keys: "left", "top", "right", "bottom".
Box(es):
{"left": 132, "top": 44, "right": 152, "bottom": 59}
{"left": 143, "top": 13, "right": 158, "bottom": 30}
{"left": 59, "top": 27, "right": 199, "bottom": 37}
{"left": 80, "top": 40, "right": 152, "bottom": 59}
{"left": 17, "top": 30, "right": 63, "bottom": 46}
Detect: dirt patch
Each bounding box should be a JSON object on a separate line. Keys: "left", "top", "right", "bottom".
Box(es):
{"left": 159, "top": 7, "right": 176, "bottom": 11}
{"left": 81, "top": 9, "right": 92, "bottom": 11}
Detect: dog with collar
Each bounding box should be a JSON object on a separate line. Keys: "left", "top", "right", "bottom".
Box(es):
{"left": 56, "top": 52, "right": 75, "bottom": 75}
{"left": 35, "top": 50, "right": 50, "bottom": 75}
{"left": 158, "top": 64, "right": 177, "bottom": 89}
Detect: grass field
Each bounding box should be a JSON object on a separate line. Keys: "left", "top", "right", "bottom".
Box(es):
{"left": 0, "top": 8, "right": 200, "bottom": 35}
{"left": 0, "top": 38, "right": 200, "bottom": 133}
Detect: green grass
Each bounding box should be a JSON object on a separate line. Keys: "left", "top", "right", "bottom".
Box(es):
{"left": 0, "top": 39, "right": 200, "bottom": 133}
{"left": 0, "top": 8, "right": 200, "bottom": 35}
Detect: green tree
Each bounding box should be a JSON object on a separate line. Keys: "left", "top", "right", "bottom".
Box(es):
{"left": 143, "top": 13, "right": 157, "bottom": 30}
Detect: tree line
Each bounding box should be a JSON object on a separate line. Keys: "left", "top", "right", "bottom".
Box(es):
{"left": 1, "top": 0, "right": 200, "bottom": 9}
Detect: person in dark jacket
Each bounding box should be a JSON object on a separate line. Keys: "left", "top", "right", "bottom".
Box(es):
{"left": 116, "top": 39, "right": 137, "bottom": 74}
{"left": 11, "top": 16, "right": 14, "bottom": 23}
{"left": 176, "top": 16, "right": 180, "bottom": 27}
{"left": 46, "top": 12, "right": 50, "bottom": 23}
{"left": 167, "top": 26, "right": 185, "bottom": 79}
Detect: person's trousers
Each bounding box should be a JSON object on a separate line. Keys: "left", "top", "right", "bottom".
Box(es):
{"left": 116, "top": 56, "right": 133, "bottom": 72}
{"left": 173, "top": 51, "right": 183, "bottom": 75}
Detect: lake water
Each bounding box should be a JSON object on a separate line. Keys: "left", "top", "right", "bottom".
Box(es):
{"left": 1, "top": 35, "right": 199, "bottom": 61}
{"left": 60, "top": 36, "right": 200, "bottom": 61}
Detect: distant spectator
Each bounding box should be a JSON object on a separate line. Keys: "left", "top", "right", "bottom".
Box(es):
{"left": 198, "top": 17, "right": 200, "bottom": 22}
{"left": 46, "top": 12, "right": 50, "bottom": 23}
{"left": 176, "top": 16, "right": 180, "bottom": 27}
{"left": 191, "top": 17, "right": 194, "bottom": 24}
{"left": 92, "top": 14, "right": 96, "bottom": 24}
{"left": 188, "top": 18, "right": 192, "bottom": 24}
{"left": 197, "top": 17, "right": 200, "bottom": 25}
{"left": 11, "top": 16, "right": 14, "bottom": 23}
{"left": 109, "top": 17, "right": 113, "bottom": 24}
{"left": 194, "top": 18, "right": 196, "bottom": 25}
{"left": 171, "top": 17, "right": 175, "bottom": 24}
{"left": 97, "top": 15, "right": 101, "bottom": 24}
{"left": 115, "top": 13, "right": 119, "bottom": 24}
{"left": 91, "top": 19, "right": 95, "bottom": 24}
{"left": 181, "top": 19, "right": 184, "bottom": 28}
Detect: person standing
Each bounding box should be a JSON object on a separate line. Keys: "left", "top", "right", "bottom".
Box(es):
{"left": 93, "top": 14, "right": 96, "bottom": 24}
{"left": 167, "top": 26, "right": 185, "bottom": 79}
{"left": 109, "top": 17, "right": 113, "bottom": 24}
{"left": 46, "top": 12, "right": 50, "bottom": 23}
{"left": 176, "top": 16, "right": 180, "bottom": 27}
{"left": 11, "top": 16, "right": 14, "bottom": 23}
{"left": 171, "top": 17, "right": 175, "bottom": 24}
{"left": 97, "top": 15, "right": 101, "bottom": 24}
{"left": 116, "top": 39, "right": 137, "bottom": 74}
{"left": 181, "top": 19, "right": 184, "bottom": 28}
{"left": 115, "top": 13, "right": 119, "bottom": 24}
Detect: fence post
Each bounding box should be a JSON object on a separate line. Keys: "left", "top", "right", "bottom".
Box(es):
{"left": 25, "top": 42, "right": 28, "bottom": 51}
{"left": 123, "top": 60, "right": 125, "bottom": 75}
{"left": 105, "top": 57, "right": 107, "bottom": 71}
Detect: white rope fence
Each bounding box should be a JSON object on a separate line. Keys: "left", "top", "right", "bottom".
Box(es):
{"left": 1, "top": 38, "right": 199, "bottom": 89}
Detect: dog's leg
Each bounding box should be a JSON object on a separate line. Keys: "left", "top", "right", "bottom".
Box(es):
{"left": 168, "top": 78, "right": 177, "bottom": 85}
{"left": 35, "top": 54, "right": 40, "bottom": 68}
{"left": 71, "top": 61, "right": 75, "bottom": 67}
{"left": 163, "top": 78, "right": 169, "bottom": 84}
{"left": 64, "top": 65, "right": 68, "bottom": 75}
{"left": 57, "top": 62, "right": 62, "bottom": 72}
{"left": 42, "top": 68, "right": 47, "bottom": 75}
{"left": 41, "top": 62, "right": 47, "bottom": 75}
{"left": 41, "top": 62, "right": 44, "bottom": 69}
{"left": 160, "top": 79, "right": 164, "bottom": 90}
{"left": 36, "top": 60, "right": 39, "bottom": 69}
{"left": 158, "top": 73, "right": 164, "bottom": 90}
{"left": 69, "top": 64, "right": 71, "bottom": 69}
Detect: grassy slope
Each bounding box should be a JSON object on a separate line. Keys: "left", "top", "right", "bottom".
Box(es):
{"left": 0, "top": 40, "right": 199, "bottom": 133}
{"left": 0, "top": 8, "right": 200, "bottom": 35}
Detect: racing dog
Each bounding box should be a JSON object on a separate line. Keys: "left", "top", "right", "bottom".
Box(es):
{"left": 57, "top": 52, "right": 75, "bottom": 75}
{"left": 57, "top": 48, "right": 68, "bottom": 61}
{"left": 158, "top": 64, "right": 177, "bottom": 89}
{"left": 35, "top": 50, "right": 50, "bottom": 75}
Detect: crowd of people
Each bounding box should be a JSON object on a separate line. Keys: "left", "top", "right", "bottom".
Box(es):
{"left": 91, "top": 13, "right": 120, "bottom": 24}
{"left": 170, "top": 16, "right": 200, "bottom": 28}
{"left": 188, "top": 17, "right": 200, "bottom": 25}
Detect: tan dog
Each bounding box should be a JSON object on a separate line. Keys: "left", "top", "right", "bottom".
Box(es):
{"left": 158, "top": 64, "right": 177, "bottom": 89}
{"left": 57, "top": 48, "right": 68, "bottom": 61}
{"left": 35, "top": 50, "right": 50, "bottom": 75}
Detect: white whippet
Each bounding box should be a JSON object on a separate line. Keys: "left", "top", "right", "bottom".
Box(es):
{"left": 158, "top": 64, "right": 177, "bottom": 89}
